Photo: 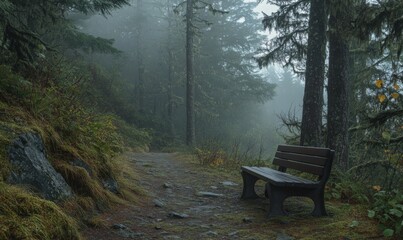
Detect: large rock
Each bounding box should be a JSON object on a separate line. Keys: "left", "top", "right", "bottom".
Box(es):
{"left": 7, "top": 133, "right": 72, "bottom": 201}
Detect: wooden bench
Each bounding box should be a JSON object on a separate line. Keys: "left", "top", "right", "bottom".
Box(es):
{"left": 241, "top": 144, "right": 335, "bottom": 217}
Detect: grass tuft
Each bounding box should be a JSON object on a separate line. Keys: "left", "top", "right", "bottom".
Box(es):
{"left": 0, "top": 183, "right": 81, "bottom": 240}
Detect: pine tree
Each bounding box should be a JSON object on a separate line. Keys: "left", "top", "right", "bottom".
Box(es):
{"left": 300, "top": 0, "right": 327, "bottom": 147}
{"left": 257, "top": 0, "right": 326, "bottom": 146}
{"left": 0, "top": 0, "right": 128, "bottom": 65}
{"left": 185, "top": 0, "right": 196, "bottom": 146}
{"left": 327, "top": 0, "right": 352, "bottom": 169}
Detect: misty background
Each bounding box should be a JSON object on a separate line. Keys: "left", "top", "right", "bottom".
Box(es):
{"left": 71, "top": 0, "right": 304, "bottom": 156}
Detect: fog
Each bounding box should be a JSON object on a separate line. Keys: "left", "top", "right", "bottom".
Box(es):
{"left": 74, "top": 0, "right": 304, "bottom": 156}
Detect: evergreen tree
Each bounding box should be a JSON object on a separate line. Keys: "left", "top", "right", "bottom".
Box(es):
{"left": 300, "top": 0, "right": 327, "bottom": 147}
{"left": 185, "top": 0, "right": 196, "bottom": 146}
{"left": 194, "top": 0, "right": 275, "bottom": 140}
{"left": 135, "top": 0, "right": 145, "bottom": 112}
{"left": 256, "top": 0, "right": 326, "bottom": 146}
{"left": 0, "top": 0, "right": 128, "bottom": 65}
{"left": 327, "top": 0, "right": 352, "bottom": 169}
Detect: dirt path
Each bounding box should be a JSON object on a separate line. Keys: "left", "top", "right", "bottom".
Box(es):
{"left": 82, "top": 153, "right": 380, "bottom": 240}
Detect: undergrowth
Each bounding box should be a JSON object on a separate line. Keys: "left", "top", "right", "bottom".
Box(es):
{"left": 0, "top": 61, "right": 150, "bottom": 238}
{"left": 368, "top": 190, "right": 403, "bottom": 237}
{"left": 0, "top": 183, "right": 81, "bottom": 240}
{"left": 195, "top": 138, "right": 271, "bottom": 168}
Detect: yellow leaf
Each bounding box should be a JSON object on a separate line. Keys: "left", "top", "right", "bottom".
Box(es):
{"left": 372, "top": 185, "right": 381, "bottom": 191}
{"left": 393, "top": 83, "right": 400, "bottom": 90}
{"left": 375, "top": 79, "right": 383, "bottom": 88}
{"left": 391, "top": 92, "right": 399, "bottom": 99}
{"left": 378, "top": 94, "right": 386, "bottom": 103}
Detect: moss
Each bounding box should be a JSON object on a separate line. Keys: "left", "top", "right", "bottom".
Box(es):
{"left": 112, "top": 154, "right": 146, "bottom": 203}
{"left": 55, "top": 163, "right": 111, "bottom": 208}
{"left": 0, "top": 183, "right": 81, "bottom": 240}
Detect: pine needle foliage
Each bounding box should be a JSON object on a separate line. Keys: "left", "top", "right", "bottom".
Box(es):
{"left": 0, "top": 0, "right": 128, "bottom": 65}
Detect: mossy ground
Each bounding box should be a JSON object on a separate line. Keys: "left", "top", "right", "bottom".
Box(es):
{"left": 0, "top": 183, "right": 81, "bottom": 240}
{"left": 82, "top": 153, "right": 386, "bottom": 240}
{"left": 0, "top": 102, "right": 146, "bottom": 239}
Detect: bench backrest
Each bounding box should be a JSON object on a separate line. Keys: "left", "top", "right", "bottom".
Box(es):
{"left": 273, "top": 144, "right": 334, "bottom": 181}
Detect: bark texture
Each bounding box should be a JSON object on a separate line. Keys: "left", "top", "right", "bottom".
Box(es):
{"left": 300, "top": 0, "right": 327, "bottom": 147}
{"left": 186, "top": 0, "right": 195, "bottom": 146}
{"left": 167, "top": 1, "right": 175, "bottom": 138}
{"left": 136, "top": 0, "right": 144, "bottom": 112}
{"left": 327, "top": 13, "right": 350, "bottom": 170}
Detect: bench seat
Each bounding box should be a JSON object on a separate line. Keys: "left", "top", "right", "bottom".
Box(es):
{"left": 241, "top": 166, "right": 318, "bottom": 188}
{"left": 240, "top": 144, "right": 335, "bottom": 218}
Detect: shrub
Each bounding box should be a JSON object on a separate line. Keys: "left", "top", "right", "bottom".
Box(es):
{"left": 326, "top": 171, "right": 369, "bottom": 204}
{"left": 368, "top": 190, "right": 403, "bottom": 237}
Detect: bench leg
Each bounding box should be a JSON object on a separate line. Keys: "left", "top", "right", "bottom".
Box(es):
{"left": 266, "top": 184, "right": 287, "bottom": 217}
{"left": 311, "top": 189, "right": 327, "bottom": 216}
{"left": 241, "top": 171, "right": 259, "bottom": 199}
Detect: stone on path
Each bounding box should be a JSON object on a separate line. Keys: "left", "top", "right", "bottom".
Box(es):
{"left": 168, "top": 212, "right": 189, "bottom": 219}
{"left": 111, "top": 224, "right": 144, "bottom": 239}
{"left": 276, "top": 232, "right": 295, "bottom": 240}
{"left": 201, "top": 231, "right": 218, "bottom": 237}
{"left": 115, "top": 229, "right": 144, "bottom": 239}
{"left": 243, "top": 217, "right": 254, "bottom": 223}
{"left": 153, "top": 199, "right": 165, "bottom": 208}
{"left": 163, "top": 183, "right": 173, "bottom": 188}
{"left": 163, "top": 235, "right": 181, "bottom": 239}
{"left": 196, "top": 191, "right": 224, "bottom": 197}
{"left": 111, "top": 223, "right": 127, "bottom": 230}
{"left": 222, "top": 181, "right": 238, "bottom": 186}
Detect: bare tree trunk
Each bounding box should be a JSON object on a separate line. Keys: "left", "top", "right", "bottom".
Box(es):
{"left": 300, "top": 0, "right": 327, "bottom": 147}
{"left": 327, "top": 12, "right": 350, "bottom": 170}
{"left": 167, "top": 0, "right": 175, "bottom": 138}
{"left": 136, "top": 0, "right": 145, "bottom": 112}
{"left": 186, "top": 0, "right": 195, "bottom": 146}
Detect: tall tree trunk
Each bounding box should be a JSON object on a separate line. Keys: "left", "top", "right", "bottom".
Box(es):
{"left": 349, "top": 41, "right": 367, "bottom": 126}
{"left": 186, "top": 0, "right": 195, "bottom": 146}
{"left": 300, "top": 0, "right": 327, "bottom": 147}
{"left": 136, "top": 0, "right": 145, "bottom": 112}
{"left": 327, "top": 12, "right": 350, "bottom": 170}
{"left": 167, "top": 0, "right": 175, "bottom": 138}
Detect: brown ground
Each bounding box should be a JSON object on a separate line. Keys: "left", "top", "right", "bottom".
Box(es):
{"left": 81, "top": 153, "right": 382, "bottom": 240}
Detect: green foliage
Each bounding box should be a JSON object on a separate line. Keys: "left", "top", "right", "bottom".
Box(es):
{"left": 0, "top": 0, "right": 128, "bottom": 64}
{"left": 256, "top": 0, "right": 310, "bottom": 72}
{"left": 58, "top": 27, "right": 121, "bottom": 54}
{"left": 195, "top": 145, "right": 227, "bottom": 167}
{"left": 368, "top": 190, "right": 403, "bottom": 237}
{"left": 326, "top": 171, "right": 369, "bottom": 204}
{"left": 354, "top": 1, "right": 403, "bottom": 57}
{"left": 0, "top": 65, "right": 31, "bottom": 99}
{"left": 195, "top": 138, "right": 271, "bottom": 168}
{"left": 114, "top": 118, "right": 151, "bottom": 150}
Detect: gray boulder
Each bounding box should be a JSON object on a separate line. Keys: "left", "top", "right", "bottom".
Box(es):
{"left": 7, "top": 133, "right": 72, "bottom": 201}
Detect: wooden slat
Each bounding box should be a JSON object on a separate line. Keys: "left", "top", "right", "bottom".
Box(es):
{"left": 241, "top": 166, "right": 318, "bottom": 187}
{"left": 272, "top": 157, "right": 324, "bottom": 175}
{"left": 277, "top": 144, "right": 330, "bottom": 157}
{"left": 275, "top": 152, "right": 327, "bottom": 166}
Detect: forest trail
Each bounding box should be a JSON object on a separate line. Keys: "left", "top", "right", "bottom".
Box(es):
{"left": 82, "top": 153, "right": 379, "bottom": 240}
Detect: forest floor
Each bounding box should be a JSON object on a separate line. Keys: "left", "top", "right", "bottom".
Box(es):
{"left": 82, "top": 153, "right": 383, "bottom": 240}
